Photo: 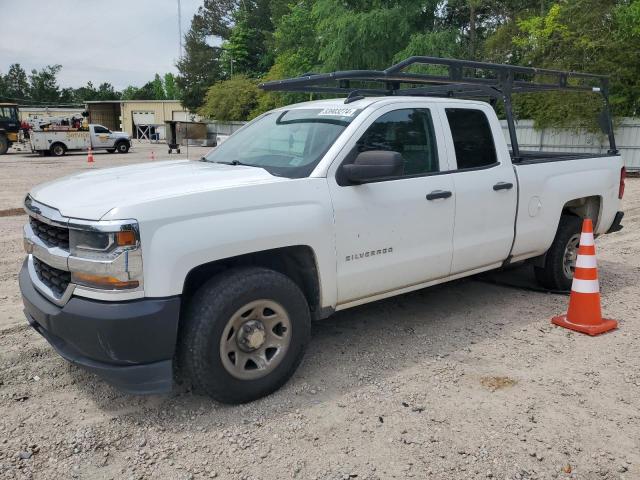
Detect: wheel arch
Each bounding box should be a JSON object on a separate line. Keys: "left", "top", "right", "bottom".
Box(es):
{"left": 531, "top": 196, "right": 601, "bottom": 268}
{"left": 181, "top": 245, "right": 327, "bottom": 320}
{"left": 561, "top": 195, "right": 602, "bottom": 230}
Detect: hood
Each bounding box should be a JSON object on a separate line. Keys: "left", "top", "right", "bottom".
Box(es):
{"left": 30, "top": 160, "right": 285, "bottom": 220}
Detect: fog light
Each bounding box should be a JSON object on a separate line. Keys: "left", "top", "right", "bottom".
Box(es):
{"left": 72, "top": 272, "right": 139, "bottom": 290}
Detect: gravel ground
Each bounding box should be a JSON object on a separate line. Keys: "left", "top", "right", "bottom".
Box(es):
{"left": 0, "top": 145, "right": 638, "bottom": 480}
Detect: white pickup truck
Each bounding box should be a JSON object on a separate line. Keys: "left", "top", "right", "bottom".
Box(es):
{"left": 30, "top": 124, "right": 131, "bottom": 157}
{"left": 19, "top": 58, "right": 625, "bottom": 403}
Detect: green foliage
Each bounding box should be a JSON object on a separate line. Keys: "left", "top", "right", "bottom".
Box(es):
{"left": 220, "top": 9, "right": 263, "bottom": 77}
{"left": 176, "top": 19, "right": 225, "bottom": 110}
{"left": 198, "top": 76, "right": 261, "bottom": 121}
{"left": 486, "top": 0, "right": 640, "bottom": 129}
{"left": 164, "top": 73, "right": 180, "bottom": 99}
{"left": 0, "top": 64, "right": 29, "bottom": 102}
{"left": 72, "top": 81, "right": 120, "bottom": 102}
{"left": 314, "top": 0, "right": 415, "bottom": 70}
{"left": 394, "top": 29, "right": 467, "bottom": 64}
{"left": 28, "top": 65, "right": 63, "bottom": 103}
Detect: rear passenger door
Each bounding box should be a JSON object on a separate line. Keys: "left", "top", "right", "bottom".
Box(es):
{"left": 439, "top": 105, "right": 517, "bottom": 274}
{"left": 328, "top": 104, "right": 456, "bottom": 305}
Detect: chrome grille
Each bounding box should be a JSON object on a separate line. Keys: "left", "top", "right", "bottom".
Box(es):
{"left": 29, "top": 216, "right": 69, "bottom": 250}
{"left": 33, "top": 257, "right": 71, "bottom": 297}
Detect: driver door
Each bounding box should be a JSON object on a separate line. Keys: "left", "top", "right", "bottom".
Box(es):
{"left": 91, "top": 125, "right": 113, "bottom": 148}
{"left": 328, "top": 104, "right": 456, "bottom": 305}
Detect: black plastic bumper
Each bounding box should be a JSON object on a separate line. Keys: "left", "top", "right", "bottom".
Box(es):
{"left": 19, "top": 260, "right": 181, "bottom": 394}
{"left": 606, "top": 211, "right": 624, "bottom": 233}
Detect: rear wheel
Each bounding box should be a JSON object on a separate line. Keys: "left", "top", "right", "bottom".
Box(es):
{"left": 0, "top": 134, "right": 8, "bottom": 155}
{"left": 534, "top": 214, "right": 583, "bottom": 291}
{"left": 180, "top": 267, "right": 311, "bottom": 404}
{"left": 50, "top": 143, "right": 66, "bottom": 157}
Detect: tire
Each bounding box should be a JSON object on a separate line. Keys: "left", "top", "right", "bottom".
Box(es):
{"left": 534, "top": 214, "right": 583, "bottom": 291}
{"left": 50, "top": 143, "right": 66, "bottom": 157}
{"left": 106, "top": 149, "right": 116, "bottom": 153}
{"left": 0, "top": 135, "right": 8, "bottom": 155}
{"left": 179, "top": 267, "right": 311, "bottom": 404}
{"left": 115, "top": 141, "right": 130, "bottom": 153}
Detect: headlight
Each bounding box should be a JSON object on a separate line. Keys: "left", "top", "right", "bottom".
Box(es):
{"left": 68, "top": 221, "right": 142, "bottom": 291}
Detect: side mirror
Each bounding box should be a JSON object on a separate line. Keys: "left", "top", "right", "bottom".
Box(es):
{"left": 342, "top": 150, "right": 403, "bottom": 184}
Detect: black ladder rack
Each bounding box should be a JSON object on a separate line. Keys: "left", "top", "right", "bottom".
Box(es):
{"left": 259, "top": 56, "right": 618, "bottom": 159}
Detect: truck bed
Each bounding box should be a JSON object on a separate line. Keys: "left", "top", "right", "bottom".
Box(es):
{"left": 512, "top": 150, "right": 615, "bottom": 164}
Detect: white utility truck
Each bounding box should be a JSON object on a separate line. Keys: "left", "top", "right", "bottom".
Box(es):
{"left": 30, "top": 124, "right": 131, "bottom": 156}
{"left": 19, "top": 58, "right": 625, "bottom": 403}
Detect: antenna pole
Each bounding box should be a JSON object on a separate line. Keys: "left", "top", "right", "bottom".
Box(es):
{"left": 177, "top": 0, "right": 183, "bottom": 60}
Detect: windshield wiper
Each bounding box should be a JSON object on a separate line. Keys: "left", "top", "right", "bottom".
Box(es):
{"left": 215, "top": 159, "right": 252, "bottom": 166}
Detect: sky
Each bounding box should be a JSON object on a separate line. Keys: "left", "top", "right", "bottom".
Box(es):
{"left": 0, "top": 0, "right": 205, "bottom": 91}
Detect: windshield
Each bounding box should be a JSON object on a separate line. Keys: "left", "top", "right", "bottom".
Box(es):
{"left": 203, "top": 107, "right": 361, "bottom": 178}
{"left": 0, "top": 106, "right": 18, "bottom": 122}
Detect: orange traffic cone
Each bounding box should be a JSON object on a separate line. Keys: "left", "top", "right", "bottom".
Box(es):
{"left": 150, "top": 150, "right": 156, "bottom": 161}
{"left": 551, "top": 218, "right": 617, "bottom": 335}
{"left": 87, "top": 146, "right": 94, "bottom": 163}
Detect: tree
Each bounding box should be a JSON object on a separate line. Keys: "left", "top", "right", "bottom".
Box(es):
{"left": 151, "top": 73, "right": 166, "bottom": 100}
{"left": 220, "top": 9, "right": 263, "bottom": 77}
{"left": 29, "top": 65, "right": 63, "bottom": 103}
{"left": 2, "top": 64, "right": 29, "bottom": 102}
{"left": 313, "top": 0, "right": 416, "bottom": 70}
{"left": 501, "top": 0, "right": 640, "bottom": 127}
{"left": 164, "top": 73, "right": 179, "bottom": 99}
{"left": 96, "top": 82, "right": 120, "bottom": 100}
{"left": 176, "top": 20, "right": 225, "bottom": 110}
{"left": 198, "top": 75, "right": 260, "bottom": 120}
{"left": 121, "top": 86, "right": 140, "bottom": 100}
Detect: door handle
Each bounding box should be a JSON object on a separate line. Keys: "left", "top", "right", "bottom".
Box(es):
{"left": 493, "top": 182, "right": 514, "bottom": 191}
{"left": 426, "top": 190, "right": 452, "bottom": 200}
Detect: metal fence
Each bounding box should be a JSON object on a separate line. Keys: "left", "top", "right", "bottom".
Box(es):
{"left": 501, "top": 118, "right": 640, "bottom": 171}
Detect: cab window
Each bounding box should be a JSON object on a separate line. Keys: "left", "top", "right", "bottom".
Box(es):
{"left": 355, "top": 108, "right": 439, "bottom": 177}
{"left": 445, "top": 108, "right": 498, "bottom": 169}
{"left": 93, "top": 126, "right": 110, "bottom": 134}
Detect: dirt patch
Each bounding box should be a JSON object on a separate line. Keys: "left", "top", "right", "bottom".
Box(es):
{"left": 480, "top": 375, "right": 517, "bottom": 392}
{"left": 0, "top": 157, "right": 638, "bottom": 479}
{"left": 0, "top": 208, "right": 25, "bottom": 218}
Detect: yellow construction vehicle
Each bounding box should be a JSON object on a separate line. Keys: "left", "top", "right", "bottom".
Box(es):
{"left": 0, "top": 103, "right": 20, "bottom": 155}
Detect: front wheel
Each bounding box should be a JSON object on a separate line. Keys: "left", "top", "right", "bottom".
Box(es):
{"left": 534, "top": 214, "right": 583, "bottom": 291}
{"left": 180, "top": 267, "right": 311, "bottom": 404}
{"left": 115, "top": 141, "right": 130, "bottom": 153}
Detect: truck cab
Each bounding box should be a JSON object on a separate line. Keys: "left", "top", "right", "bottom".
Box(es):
{"left": 0, "top": 103, "right": 20, "bottom": 155}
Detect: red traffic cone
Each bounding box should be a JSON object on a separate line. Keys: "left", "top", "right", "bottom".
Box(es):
{"left": 551, "top": 218, "right": 617, "bottom": 335}
{"left": 150, "top": 150, "right": 156, "bottom": 161}
{"left": 87, "top": 146, "right": 94, "bottom": 163}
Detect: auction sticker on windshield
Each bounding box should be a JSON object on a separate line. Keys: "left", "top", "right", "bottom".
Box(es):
{"left": 318, "top": 108, "right": 358, "bottom": 117}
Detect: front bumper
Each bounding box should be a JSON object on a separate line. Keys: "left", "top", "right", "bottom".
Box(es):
{"left": 19, "top": 260, "right": 180, "bottom": 394}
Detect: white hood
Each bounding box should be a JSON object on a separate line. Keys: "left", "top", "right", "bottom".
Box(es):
{"left": 30, "top": 160, "right": 285, "bottom": 220}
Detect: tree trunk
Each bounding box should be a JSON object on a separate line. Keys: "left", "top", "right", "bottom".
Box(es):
{"left": 469, "top": 2, "right": 477, "bottom": 59}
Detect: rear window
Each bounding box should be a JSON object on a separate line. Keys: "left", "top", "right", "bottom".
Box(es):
{"left": 445, "top": 108, "right": 497, "bottom": 169}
